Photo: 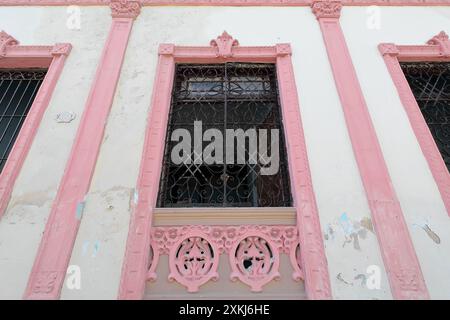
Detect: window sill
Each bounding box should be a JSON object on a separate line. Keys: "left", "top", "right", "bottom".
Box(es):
{"left": 152, "top": 207, "right": 296, "bottom": 226}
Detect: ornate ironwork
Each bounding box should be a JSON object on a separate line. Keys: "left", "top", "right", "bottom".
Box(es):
{"left": 157, "top": 63, "right": 292, "bottom": 207}
{"left": 400, "top": 62, "right": 450, "bottom": 171}
{"left": 0, "top": 69, "right": 47, "bottom": 171}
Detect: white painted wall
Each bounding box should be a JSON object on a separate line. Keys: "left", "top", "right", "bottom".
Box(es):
{"left": 1, "top": 4, "right": 449, "bottom": 300}
{"left": 0, "top": 6, "right": 110, "bottom": 299}
{"left": 341, "top": 6, "right": 450, "bottom": 299}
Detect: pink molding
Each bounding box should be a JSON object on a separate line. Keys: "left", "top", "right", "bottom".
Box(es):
{"left": 118, "top": 32, "right": 331, "bottom": 300}
{"left": 0, "top": 0, "right": 449, "bottom": 6}
{"left": 312, "top": 1, "right": 429, "bottom": 299}
{"left": 379, "top": 31, "right": 450, "bottom": 217}
{"left": 0, "top": 31, "right": 71, "bottom": 220}
{"left": 23, "top": 1, "right": 140, "bottom": 300}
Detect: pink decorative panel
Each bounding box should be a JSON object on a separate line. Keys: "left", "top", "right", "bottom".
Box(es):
{"left": 0, "top": 31, "right": 71, "bottom": 220}
{"left": 312, "top": 0, "right": 428, "bottom": 299}
{"left": 24, "top": 1, "right": 140, "bottom": 299}
{"left": 379, "top": 32, "right": 450, "bottom": 216}
{"left": 148, "top": 225, "right": 300, "bottom": 293}
{"left": 119, "top": 33, "right": 331, "bottom": 299}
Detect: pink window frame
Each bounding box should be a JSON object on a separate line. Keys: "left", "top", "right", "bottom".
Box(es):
{"left": 379, "top": 31, "right": 450, "bottom": 217}
{"left": 0, "top": 31, "right": 71, "bottom": 219}
{"left": 118, "top": 32, "right": 331, "bottom": 300}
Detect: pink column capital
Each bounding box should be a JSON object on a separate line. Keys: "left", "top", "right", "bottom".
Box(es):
{"left": 312, "top": 3, "right": 429, "bottom": 299}
{"left": 311, "top": 0, "right": 342, "bottom": 20}
{"left": 110, "top": 0, "right": 141, "bottom": 20}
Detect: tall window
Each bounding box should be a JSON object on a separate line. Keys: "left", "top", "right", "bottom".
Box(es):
{"left": 401, "top": 62, "right": 450, "bottom": 171}
{"left": 157, "top": 63, "right": 292, "bottom": 207}
{"left": 0, "top": 69, "right": 47, "bottom": 172}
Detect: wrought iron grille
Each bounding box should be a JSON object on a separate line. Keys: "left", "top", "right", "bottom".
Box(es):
{"left": 157, "top": 63, "right": 292, "bottom": 207}
{"left": 0, "top": 70, "right": 47, "bottom": 172}
{"left": 400, "top": 62, "right": 450, "bottom": 171}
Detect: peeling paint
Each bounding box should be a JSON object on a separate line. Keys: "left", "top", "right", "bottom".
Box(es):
{"left": 360, "top": 217, "right": 374, "bottom": 233}
{"left": 413, "top": 220, "right": 441, "bottom": 244}
{"left": 324, "top": 224, "right": 335, "bottom": 241}
{"left": 336, "top": 273, "right": 353, "bottom": 286}
{"left": 55, "top": 111, "right": 76, "bottom": 123}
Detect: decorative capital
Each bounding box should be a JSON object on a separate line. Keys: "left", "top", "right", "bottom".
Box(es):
{"left": 158, "top": 43, "right": 175, "bottom": 56}
{"left": 427, "top": 31, "right": 450, "bottom": 57}
{"left": 210, "top": 31, "right": 239, "bottom": 58}
{"left": 51, "top": 43, "right": 72, "bottom": 57}
{"left": 378, "top": 43, "right": 400, "bottom": 57}
{"left": 311, "top": 1, "right": 342, "bottom": 20}
{"left": 110, "top": 0, "right": 141, "bottom": 19}
{"left": 0, "top": 31, "right": 19, "bottom": 57}
{"left": 276, "top": 43, "right": 292, "bottom": 57}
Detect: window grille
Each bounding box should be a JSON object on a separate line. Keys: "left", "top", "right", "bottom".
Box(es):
{"left": 157, "top": 63, "right": 292, "bottom": 207}
{"left": 400, "top": 62, "right": 450, "bottom": 171}
{"left": 0, "top": 69, "right": 47, "bottom": 172}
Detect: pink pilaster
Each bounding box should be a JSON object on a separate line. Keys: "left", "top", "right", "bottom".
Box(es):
{"left": 276, "top": 45, "right": 331, "bottom": 299}
{"left": 23, "top": 0, "right": 140, "bottom": 299}
{"left": 312, "top": 0, "right": 429, "bottom": 299}
{"left": 118, "top": 45, "right": 175, "bottom": 300}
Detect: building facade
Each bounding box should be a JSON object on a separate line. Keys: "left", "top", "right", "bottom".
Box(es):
{"left": 0, "top": 0, "right": 449, "bottom": 300}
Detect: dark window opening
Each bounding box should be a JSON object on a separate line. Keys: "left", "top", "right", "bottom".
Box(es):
{"left": 400, "top": 62, "right": 450, "bottom": 171}
{"left": 0, "top": 69, "right": 47, "bottom": 172}
{"left": 157, "top": 63, "right": 292, "bottom": 207}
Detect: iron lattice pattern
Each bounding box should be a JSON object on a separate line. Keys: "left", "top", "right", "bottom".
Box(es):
{"left": 401, "top": 62, "right": 450, "bottom": 171}
{"left": 0, "top": 70, "right": 46, "bottom": 172}
{"left": 157, "top": 63, "right": 292, "bottom": 207}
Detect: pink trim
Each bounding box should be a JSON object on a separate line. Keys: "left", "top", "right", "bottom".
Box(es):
{"left": 118, "top": 33, "right": 331, "bottom": 300}
{"left": 379, "top": 31, "right": 450, "bottom": 217}
{"left": 312, "top": 1, "right": 429, "bottom": 299}
{"left": 0, "top": 0, "right": 449, "bottom": 6}
{"left": 0, "top": 31, "right": 71, "bottom": 220}
{"left": 24, "top": 2, "right": 140, "bottom": 300}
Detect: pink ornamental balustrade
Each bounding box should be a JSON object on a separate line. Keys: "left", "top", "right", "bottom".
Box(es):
{"left": 147, "top": 225, "right": 304, "bottom": 292}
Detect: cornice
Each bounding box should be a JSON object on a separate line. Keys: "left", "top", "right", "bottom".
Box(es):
{"left": 0, "top": 0, "right": 449, "bottom": 7}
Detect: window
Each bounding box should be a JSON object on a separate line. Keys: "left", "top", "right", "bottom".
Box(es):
{"left": 157, "top": 63, "right": 292, "bottom": 207}
{"left": 400, "top": 62, "right": 450, "bottom": 171}
{"left": 0, "top": 69, "right": 47, "bottom": 172}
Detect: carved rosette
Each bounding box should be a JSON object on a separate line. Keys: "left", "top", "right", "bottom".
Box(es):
{"left": 311, "top": 1, "right": 342, "bottom": 19}
{"left": 168, "top": 231, "right": 219, "bottom": 292}
{"left": 210, "top": 31, "right": 239, "bottom": 58}
{"left": 149, "top": 225, "right": 300, "bottom": 293}
{"left": 427, "top": 31, "right": 450, "bottom": 57}
{"left": 229, "top": 232, "right": 280, "bottom": 292}
{"left": 110, "top": 0, "right": 141, "bottom": 19}
{"left": 0, "top": 31, "right": 19, "bottom": 57}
